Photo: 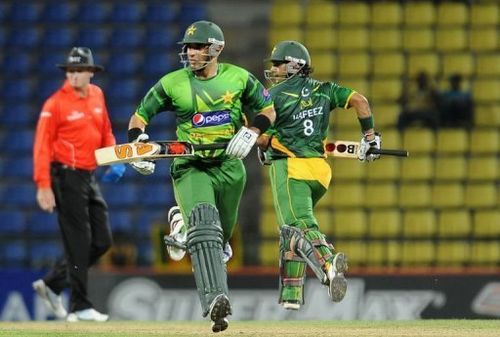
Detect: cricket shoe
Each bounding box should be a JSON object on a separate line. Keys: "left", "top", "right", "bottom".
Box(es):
{"left": 166, "top": 206, "right": 233, "bottom": 264}
{"left": 32, "top": 279, "right": 67, "bottom": 319}
{"left": 66, "top": 308, "right": 109, "bottom": 322}
{"left": 166, "top": 206, "right": 187, "bottom": 261}
{"left": 282, "top": 300, "right": 300, "bottom": 310}
{"left": 327, "top": 252, "right": 348, "bottom": 302}
{"left": 209, "top": 294, "right": 231, "bottom": 333}
{"left": 222, "top": 242, "right": 233, "bottom": 264}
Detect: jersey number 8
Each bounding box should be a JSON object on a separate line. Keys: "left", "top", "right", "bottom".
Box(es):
{"left": 303, "top": 119, "right": 314, "bottom": 136}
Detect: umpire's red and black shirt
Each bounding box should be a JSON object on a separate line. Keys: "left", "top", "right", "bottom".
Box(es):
{"left": 33, "top": 80, "right": 116, "bottom": 188}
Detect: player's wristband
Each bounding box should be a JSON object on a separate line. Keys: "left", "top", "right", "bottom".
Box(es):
{"left": 358, "top": 115, "right": 374, "bottom": 133}
{"left": 128, "top": 128, "right": 143, "bottom": 142}
{"left": 251, "top": 114, "right": 272, "bottom": 134}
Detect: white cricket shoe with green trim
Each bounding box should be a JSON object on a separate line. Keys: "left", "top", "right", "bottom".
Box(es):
{"left": 167, "top": 206, "right": 187, "bottom": 261}
{"left": 166, "top": 206, "right": 233, "bottom": 263}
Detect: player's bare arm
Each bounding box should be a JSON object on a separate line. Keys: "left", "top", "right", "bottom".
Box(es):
{"left": 251, "top": 105, "right": 276, "bottom": 135}
{"left": 128, "top": 113, "right": 147, "bottom": 133}
{"left": 347, "top": 92, "right": 381, "bottom": 161}
{"left": 254, "top": 107, "right": 276, "bottom": 156}
{"left": 256, "top": 133, "right": 271, "bottom": 149}
{"left": 226, "top": 106, "right": 276, "bottom": 159}
{"left": 348, "top": 93, "right": 375, "bottom": 140}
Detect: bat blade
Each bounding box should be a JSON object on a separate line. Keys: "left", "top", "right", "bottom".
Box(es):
{"left": 324, "top": 140, "right": 360, "bottom": 158}
{"left": 95, "top": 141, "right": 227, "bottom": 166}
{"left": 95, "top": 141, "right": 195, "bottom": 166}
{"left": 325, "top": 140, "right": 409, "bottom": 159}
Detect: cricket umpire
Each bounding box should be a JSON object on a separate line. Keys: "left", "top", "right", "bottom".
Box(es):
{"left": 32, "top": 47, "right": 125, "bottom": 321}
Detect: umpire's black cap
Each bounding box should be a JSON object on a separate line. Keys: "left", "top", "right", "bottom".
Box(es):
{"left": 56, "top": 47, "right": 104, "bottom": 72}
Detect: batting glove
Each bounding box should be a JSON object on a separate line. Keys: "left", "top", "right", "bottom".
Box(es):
{"left": 358, "top": 132, "right": 381, "bottom": 162}
{"left": 226, "top": 126, "right": 258, "bottom": 159}
{"left": 130, "top": 133, "right": 156, "bottom": 175}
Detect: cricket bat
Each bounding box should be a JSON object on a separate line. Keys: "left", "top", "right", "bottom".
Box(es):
{"left": 95, "top": 140, "right": 409, "bottom": 166}
{"left": 325, "top": 140, "right": 409, "bottom": 159}
{"left": 95, "top": 141, "right": 227, "bottom": 166}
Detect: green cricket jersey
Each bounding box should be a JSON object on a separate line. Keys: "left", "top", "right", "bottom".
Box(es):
{"left": 266, "top": 76, "right": 355, "bottom": 159}
{"left": 135, "top": 63, "right": 273, "bottom": 158}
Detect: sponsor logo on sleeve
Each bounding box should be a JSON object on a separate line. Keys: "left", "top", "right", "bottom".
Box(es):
{"left": 192, "top": 110, "right": 231, "bottom": 127}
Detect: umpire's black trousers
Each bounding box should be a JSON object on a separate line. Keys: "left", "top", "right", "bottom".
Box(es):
{"left": 43, "top": 162, "right": 112, "bottom": 312}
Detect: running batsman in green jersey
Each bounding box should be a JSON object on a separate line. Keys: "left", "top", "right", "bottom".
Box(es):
{"left": 256, "top": 40, "right": 381, "bottom": 310}
{"left": 126, "top": 21, "right": 275, "bottom": 333}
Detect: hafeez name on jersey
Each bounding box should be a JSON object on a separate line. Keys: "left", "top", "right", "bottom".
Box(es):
{"left": 292, "top": 106, "right": 323, "bottom": 121}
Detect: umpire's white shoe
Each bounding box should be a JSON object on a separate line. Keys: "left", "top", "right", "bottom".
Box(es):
{"left": 209, "top": 294, "right": 231, "bottom": 333}
{"left": 167, "top": 206, "right": 187, "bottom": 261}
{"left": 327, "top": 252, "right": 348, "bottom": 302}
{"left": 32, "top": 279, "right": 67, "bottom": 319}
{"left": 66, "top": 308, "right": 109, "bottom": 322}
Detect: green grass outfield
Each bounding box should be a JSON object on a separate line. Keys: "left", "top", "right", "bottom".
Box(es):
{"left": 1, "top": 320, "right": 499, "bottom": 337}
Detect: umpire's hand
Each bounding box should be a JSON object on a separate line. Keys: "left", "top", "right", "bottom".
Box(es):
{"left": 37, "top": 187, "right": 56, "bottom": 213}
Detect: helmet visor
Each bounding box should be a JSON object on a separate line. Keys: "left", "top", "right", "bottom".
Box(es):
{"left": 179, "top": 43, "right": 221, "bottom": 71}
{"left": 264, "top": 59, "right": 305, "bottom": 84}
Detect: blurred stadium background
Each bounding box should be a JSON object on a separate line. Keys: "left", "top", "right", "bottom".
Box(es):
{"left": 0, "top": 0, "right": 499, "bottom": 321}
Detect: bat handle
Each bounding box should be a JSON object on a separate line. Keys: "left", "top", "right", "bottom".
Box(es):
{"left": 193, "top": 143, "right": 228, "bottom": 151}
{"left": 369, "top": 149, "right": 409, "bottom": 157}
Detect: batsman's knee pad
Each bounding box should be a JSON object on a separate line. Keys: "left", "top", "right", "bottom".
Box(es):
{"left": 280, "top": 225, "right": 329, "bottom": 285}
{"left": 186, "top": 203, "right": 229, "bottom": 317}
{"left": 279, "top": 235, "right": 306, "bottom": 305}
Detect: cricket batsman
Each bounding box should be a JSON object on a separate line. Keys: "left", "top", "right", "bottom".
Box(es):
{"left": 126, "top": 21, "right": 276, "bottom": 332}
{"left": 257, "top": 40, "right": 381, "bottom": 309}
